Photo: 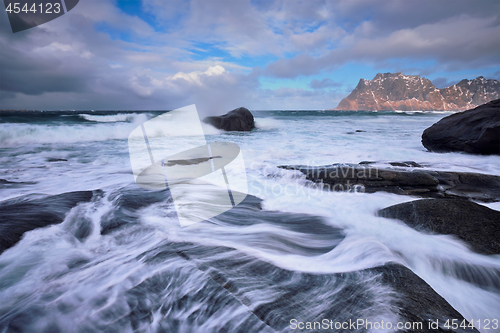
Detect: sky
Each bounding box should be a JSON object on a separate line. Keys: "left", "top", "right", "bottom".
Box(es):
{"left": 0, "top": 0, "right": 499, "bottom": 114}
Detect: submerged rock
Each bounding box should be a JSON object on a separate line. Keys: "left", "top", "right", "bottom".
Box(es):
{"left": 0, "top": 189, "right": 479, "bottom": 332}
{"left": 0, "top": 190, "right": 99, "bottom": 254}
{"left": 0, "top": 191, "right": 100, "bottom": 253}
{"left": 378, "top": 199, "right": 500, "bottom": 255}
{"left": 132, "top": 242, "right": 477, "bottom": 333}
{"left": 422, "top": 99, "right": 500, "bottom": 155}
{"left": 278, "top": 162, "right": 500, "bottom": 202}
{"left": 0, "top": 179, "right": 37, "bottom": 189}
{"left": 204, "top": 107, "right": 255, "bottom": 131}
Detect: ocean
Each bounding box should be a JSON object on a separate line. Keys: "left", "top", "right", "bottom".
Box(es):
{"left": 0, "top": 110, "right": 499, "bottom": 332}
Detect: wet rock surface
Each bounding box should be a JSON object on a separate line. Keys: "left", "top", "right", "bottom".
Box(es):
{"left": 422, "top": 99, "right": 500, "bottom": 155}
{"left": 278, "top": 162, "right": 500, "bottom": 202}
{"left": 378, "top": 198, "right": 500, "bottom": 255}
{"left": 204, "top": 107, "right": 255, "bottom": 131}
{"left": 134, "top": 241, "right": 477, "bottom": 332}
{"left": 0, "top": 190, "right": 99, "bottom": 254}
{"left": 0, "top": 187, "right": 480, "bottom": 332}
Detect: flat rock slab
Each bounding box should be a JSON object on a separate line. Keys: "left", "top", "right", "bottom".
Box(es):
{"left": 422, "top": 99, "right": 500, "bottom": 155}
{"left": 378, "top": 199, "right": 500, "bottom": 255}
{"left": 278, "top": 162, "right": 500, "bottom": 202}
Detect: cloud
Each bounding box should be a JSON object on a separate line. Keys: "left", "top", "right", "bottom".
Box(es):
{"left": 264, "top": 14, "right": 500, "bottom": 78}
{"left": 170, "top": 65, "right": 227, "bottom": 85}
{"left": 431, "top": 77, "right": 460, "bottom": 89}
{"left": 0, "top": 34, "right": 92, "bottom": 95}
{"left": 175, "top": 0, "right": 287, "bottom": 57}
{"left": 494, "top": 71, "right": 500, "bottom": 81}
{"left": 309, "top": 78, "right": 341, "bottom": 89}
{"left": 256, "top": 87, "right": 344, "bottom": 110}
{"left": 121, "top": 65, "right": 261, "bottom": 116}
{"left": 0, "top": 0, "right": 261, "bottom": 112}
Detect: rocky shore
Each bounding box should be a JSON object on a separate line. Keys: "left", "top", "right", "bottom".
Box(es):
{"left": 378, "top": 199, "right": 500, "bottom": 255}
{"left": 278, "top": 162, "right": 500, "bottom": 202}
{"left": 422, "top": 99, "right": 500, "bottom": 155}
{"left": 0, "top": 189, "right": 478, "bottom": 332}
{"left": 0, "top": 190, "right": 100, "bottom": 254}
{"left": 2, "top": 100, "right": 498, "bottom": 332}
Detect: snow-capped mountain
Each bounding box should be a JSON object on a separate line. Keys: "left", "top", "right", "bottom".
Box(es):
{"left": 335, "top": 73, "right": 500, "bottom": 111}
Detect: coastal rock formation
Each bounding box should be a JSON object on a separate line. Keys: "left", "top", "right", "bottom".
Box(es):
{"left": 378, "top": 199, "right": 500, "bottom": 255}
{"left": 335, "top": 73, "right": 500, "bottom": 111}
{"left": 172, "top": 243, "right": 477, "bottom": 333}
{"left": 0, "top": 190, "right": 99, "bottom": 254}
{"left": 278, "top": 162, "right": 500, "bottom": 202}
{"left": 204, "top": 107, "right": 255, "bottom": 131}
{"left": 422, "top": 99, "right": 500, "bottom": 155}
{"left": 0, "top": 187, "right": 479, "bottom": 332}
{"left": 0, "top": 188, "right": 344, "bottom": 256}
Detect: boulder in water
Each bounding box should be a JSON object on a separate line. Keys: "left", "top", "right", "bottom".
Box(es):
{"left": 204, "top": 107, "right": 255, "bottom": 131}
{"left": 422, "top": 99, "right": 500, "bottom": 155}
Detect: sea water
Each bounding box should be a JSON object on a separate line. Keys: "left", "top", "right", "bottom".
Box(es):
{"left": 0, "top": 110, "right": 499, "bottom": 332}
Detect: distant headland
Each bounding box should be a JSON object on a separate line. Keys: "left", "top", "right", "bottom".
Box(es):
{"left": 335, "top": 72, "right": 500, "bottom": 111}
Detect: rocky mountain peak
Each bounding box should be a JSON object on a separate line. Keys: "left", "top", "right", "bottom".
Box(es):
{"left": 335, "top": 73, "right": 500, "bottom": 111}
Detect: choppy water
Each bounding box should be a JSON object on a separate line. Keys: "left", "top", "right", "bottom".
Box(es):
{"left": 0, "top": 110, "right": 499, "bottom": 332}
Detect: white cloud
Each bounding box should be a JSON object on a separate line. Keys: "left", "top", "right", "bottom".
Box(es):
{"left": 1, "top": 0, "right": 499, "bottom": 111}
{"left": 265, "top": 14, "right": 500, "bottom": 78}
{"left": 171, "top": 65, "right": 227, "bottom": 85}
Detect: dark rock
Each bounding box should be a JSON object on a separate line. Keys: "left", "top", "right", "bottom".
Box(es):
{"left": 278, "top": 162, "right": 500, "bottom": 202}
{"left": 0, "top": 179, "right": 37, "bottom": 188}
{"left": 204, "top": 107, "right": 255, "bottom": 131}
{"left": 427, "top": 260, "right": 500, "bottom": 293}
{"left": 422, "top": 99, "right": 500, "bottom": 155}
{"left": 0, "top": 190, "right": 100, "bottom": 254}
{"left": 371, "top": 264, "right": 478, "bottom": 332}
{"left": 211, "top": 193, "right": 345, "bottom": 256}
{"left": 100, "top": 186, "right": 172, "bottom": 235}
{"left": 132, "top": 241, "right": 477, "bottom": 333}
{"left": 359, "top": 161, "right": 421, "bottom": 167}
{"left": 389, "top": 161, "right": 422, "bottom": 168}
{"left": 378, "top": 199, "right": 500, "bottom": 255}
{"left": 0, "top": 188, "right": 477, "bottom": 332}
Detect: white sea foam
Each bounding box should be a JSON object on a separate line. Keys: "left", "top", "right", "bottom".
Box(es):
{"left": 254, "top": 117, "right": 281, "bottom": 130}
{"left": 0, "top": 123, "right": 137, "bottom": 146}
{"left": 1, "top": 110, "right": 500, "bottom": 332}
{"left": 79, "top": 113, "right": 150, "bottom": 123}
